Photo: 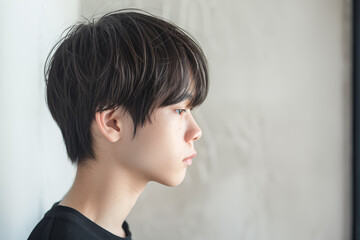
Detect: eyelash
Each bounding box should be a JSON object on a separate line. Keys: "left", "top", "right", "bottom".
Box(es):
{"left": 176, "top": 109, "right": 187, "bottom": 115}
{"left": 175, "top": 107, "right": 194, "bottom": 115}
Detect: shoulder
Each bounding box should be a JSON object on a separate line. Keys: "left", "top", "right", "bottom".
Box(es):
{"left": 27, "top": 201, "right": 99, "bottom": 240}
{"left": 28, "top": 201, "right": 133, "bottom": 240}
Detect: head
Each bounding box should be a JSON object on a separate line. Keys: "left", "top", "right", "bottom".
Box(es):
{"left": 45, "top": 8, "right": 209, "bottom": 186}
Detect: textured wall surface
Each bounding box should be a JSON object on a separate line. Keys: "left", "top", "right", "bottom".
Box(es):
{"left": 79, "top": 1, "right": 352, "bottom": 239}
{"left": 0, "top": 0, "right": 351, "bottom": 239}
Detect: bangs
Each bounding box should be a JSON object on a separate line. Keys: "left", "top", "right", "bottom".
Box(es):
{"left": 156, "top": 59, "right": 208, "bottom": 110}
{"left": 92, "top": 10, "right": 209, "bottom": 126}
{"left": 141, "top": 19, "right": 209, "bottom": 112}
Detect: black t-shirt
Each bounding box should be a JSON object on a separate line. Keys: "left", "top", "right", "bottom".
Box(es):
{"left": 27, "top": 200, "right": 132, "bottom": 240}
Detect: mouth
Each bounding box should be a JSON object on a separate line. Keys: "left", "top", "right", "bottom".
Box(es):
{"left": 183, "top": 152, "right": 197, "bottom": 165}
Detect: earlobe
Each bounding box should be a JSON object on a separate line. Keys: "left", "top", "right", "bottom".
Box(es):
{"left": 95, "top": 109, "right": 122, "bottom": 143}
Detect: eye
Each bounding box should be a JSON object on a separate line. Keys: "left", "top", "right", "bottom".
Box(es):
{"left": 175, "top": 109, "right": 187, "bottom": 115}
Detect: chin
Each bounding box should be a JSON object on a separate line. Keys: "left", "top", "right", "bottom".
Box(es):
{"left": 154, "top": 170, "right": 187, "bottom": 187}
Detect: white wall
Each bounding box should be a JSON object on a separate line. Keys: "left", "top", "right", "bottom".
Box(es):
{"left": 0, "top": 1, "right": 79, "bottom": 239}
{"left": 0, "top": 0, "right": 351, "bottom": 239}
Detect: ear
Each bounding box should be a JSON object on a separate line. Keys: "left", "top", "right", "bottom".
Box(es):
{"left": 95, "top": 108, "right": 122, "bottom": 143}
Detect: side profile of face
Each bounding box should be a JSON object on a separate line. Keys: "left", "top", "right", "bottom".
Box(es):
{"left": 91, "top": 98, "right": 202, "bottom": 187}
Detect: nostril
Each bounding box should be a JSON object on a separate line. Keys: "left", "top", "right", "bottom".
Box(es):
{"left": 193, "top": 130, "right": 202, "bottom": 141}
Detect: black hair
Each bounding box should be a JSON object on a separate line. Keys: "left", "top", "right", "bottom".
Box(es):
{"left": 44, "top": 8, "right": 209, "bottom": 165}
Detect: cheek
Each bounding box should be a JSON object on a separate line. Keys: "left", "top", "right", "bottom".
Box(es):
{"left": 146, "top": 125, "right": 180, "bottom": 162}
{"left": 133, "top": 122, "right": 183, "bottom": 170}
{"left": 118, "top": 115, "right": 188, "bottom": 185}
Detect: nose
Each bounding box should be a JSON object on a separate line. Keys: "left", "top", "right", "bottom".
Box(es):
{"left": 185, "top": 114, "right": 202, "bottom": 142}
{"left": 193, "top": 128, "right": 202, "bottom": 141}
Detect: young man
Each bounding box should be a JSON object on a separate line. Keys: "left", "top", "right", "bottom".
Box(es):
{"left": 28, "top": 8, "right": 209, "bottom": 240}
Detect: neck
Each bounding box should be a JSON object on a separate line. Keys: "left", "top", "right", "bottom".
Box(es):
{"left": 59, "top": 158, "right": 148, "bottom": 237}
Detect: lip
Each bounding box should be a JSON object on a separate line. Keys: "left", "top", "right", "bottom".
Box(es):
{"left": 183, "top": 152, "right": 197, "bottom": 161}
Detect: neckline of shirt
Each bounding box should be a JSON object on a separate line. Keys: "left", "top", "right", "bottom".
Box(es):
{"left": 47, "top": 200, "right": 132, "bottom": 240}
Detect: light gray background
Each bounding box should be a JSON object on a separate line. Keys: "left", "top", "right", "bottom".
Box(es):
{"left": 0, "top": 0, "right": 352, "bottom": 239}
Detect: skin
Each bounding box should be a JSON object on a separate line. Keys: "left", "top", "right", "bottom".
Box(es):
{"left": 58, "top": 97, "right": 202, "bottom": 238}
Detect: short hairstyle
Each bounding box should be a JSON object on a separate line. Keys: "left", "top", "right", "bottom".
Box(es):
{"left": 45, "top": 8, "right": 209, "bottom": 165}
